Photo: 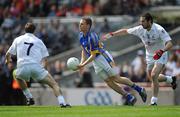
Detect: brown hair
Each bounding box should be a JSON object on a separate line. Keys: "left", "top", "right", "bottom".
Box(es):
{"left": 141, "top": 13, "right": 153, "bottom": 24}
{"left": 82, "top": 16, "right": 92, "bottom": 30}
{"left": 25, "top": 22, "right": 36, "bottom": 33}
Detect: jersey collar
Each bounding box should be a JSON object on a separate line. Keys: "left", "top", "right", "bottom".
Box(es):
{"left": 147, "top": 23, "right": 155, "bottom": 32}
{"left": 25, "top": 33, "right": 34, "bottom": 36}
{"left": 82, "top": 31, "right": 90, "bottom": 38}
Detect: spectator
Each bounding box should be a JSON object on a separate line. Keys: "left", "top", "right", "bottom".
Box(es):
{"left": 51, "top": 60, "right": 65, "bottom": 82}
{"left": 172, "top": 56, "right": 180, "bottom": 77}
{"left": 101, "top": 18, "right": 111, "bottom": 33}
{"left": 131, "top": 50, "right": 146, "bottom": 82}
{"left": 0, "top": 61, "right": 15, "bottom": 105}
{"left": 76, "top": 67, "right": 94, "bottom": 88}
{"left": 48, "top": 4, "right": 57, "bottom": 17}
{"left": 165, "top": 52, "right": 177, "bottom": 76}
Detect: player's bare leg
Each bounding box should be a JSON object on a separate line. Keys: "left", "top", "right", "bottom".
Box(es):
{"left": 149, "top": 63, "right": 164, "bottom": 105}
{"left": 105, "top": 77, "right": 127, "bottom": 96}
{"left": 16, "top": 78, "right": 34, "bottom": 105}
{"left": 113, "top": 76, "right": 147, "bottom": 102}
{"left": 39, "top": 73, "right": 62, "bottom": 96}
{"left": 158, "top": 74, "right": 177, "bottom": 89}
{"left": 109, "top": 61, "right": 147, "bottom": 102}
{"left": 157, "top": 74, "right": 167, "bottom": 82}
{"left": 114, "top": 76, "right": 147, "bottom": 99}
{"left": 113, "top": 76, "right": 134, "bottom": 86}
{"left": 105, "top": 77, "right": 136, "bottom": 105}
{"left": 39, "top": 73, "right": 71, "bottom": 108}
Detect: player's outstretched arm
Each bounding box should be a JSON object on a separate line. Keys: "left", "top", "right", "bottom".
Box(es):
{"left": 77, "top": 53, "right": 96, "bottom": 69}
{"left": 102, "top": 29, "right": 128, "bottom": 41}
{"left": 80, "top": 48, "right": 86, "bottom": 64}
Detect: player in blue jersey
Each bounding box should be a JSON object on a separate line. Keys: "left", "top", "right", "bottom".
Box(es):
{"left": 77, "top": 17, "right": 147, "bottom": 105}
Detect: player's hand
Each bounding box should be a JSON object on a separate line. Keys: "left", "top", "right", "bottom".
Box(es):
{"left": 102, "top": 32, "right": 113, "bottom": 41}
{"left": 153, "top": 49, "right": 164, "bottom": 60}
{"left": 77, "top": 64, "right": 84, "bottom": 69}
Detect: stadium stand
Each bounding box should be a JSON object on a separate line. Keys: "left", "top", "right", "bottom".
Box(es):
{"left": 0, "top": 0, "right": 179, "bottom": 105}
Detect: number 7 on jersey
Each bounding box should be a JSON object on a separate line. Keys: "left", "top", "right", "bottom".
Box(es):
{"left": 24, "top": 42, "right": 34, "bottom": 56}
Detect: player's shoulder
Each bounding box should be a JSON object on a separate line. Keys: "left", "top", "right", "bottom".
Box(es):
{"left": 89, "top": 32, "right": 99, "bottom": 40}
{"left": 89, "top": 31, "right": 99, "bottom": 41}
{"left": 153, "top": 23, "right": 168, "bottom": 34}
{"left": 129, "top": 25, "right": 143, "bottom": 31}
{"left": 35, "top": 36, "right": 43, "bottom": 42}
{"left": 13, "top": 34, "right": 26, "bottom": 42}
{"left": 29, "top": 34, "right": 44, "bottom": 43}
{"left": 89, "top": 31, "right": 98, "bottom": 36}
{"left": 153, "top": 23, "right": 164, "bottom": 30}
{"left": 136, "top": 25, "right": 143, "bottom": 30}
{"left": 127, "top": 25, "right": 144, "bottom": 35}
{"left": 35, "top": 38, "right": 46, "bottom": 47}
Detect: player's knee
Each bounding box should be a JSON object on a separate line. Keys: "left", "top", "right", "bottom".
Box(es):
{"left": 151, "top": 73, "right": 159, "bottom": 82}
{"left": 105, "top": 80, "right": 114, "bottom": 86}
{"left": 105, "top": 76, "right": 115, "bottom": 83}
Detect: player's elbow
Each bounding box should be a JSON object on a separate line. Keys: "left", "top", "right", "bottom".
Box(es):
{"left": 91, "top": 53, "right": 96, "bottom": 58}
{"left": 167, "top": 41, "right": 173, "bottom": 48}
{"left": 123, "top": 29, "right": 128, "bottom": 34}
{"left": 5, "top": 52, "right": 10, "bottom": 59}
{"left": 116, "top": 29, "right": 128, "bottom": 36}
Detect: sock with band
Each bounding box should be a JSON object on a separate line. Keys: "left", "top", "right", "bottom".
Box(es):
{"left": 131, "top": 84, "right": 142, "bottom": 93}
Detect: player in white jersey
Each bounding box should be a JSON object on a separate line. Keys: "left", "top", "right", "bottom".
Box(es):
{"left": 103, "top": 13, "right": 177, "bottom": 105}
{"left": 5, "top": 22, "right": 71, "bottom": 108}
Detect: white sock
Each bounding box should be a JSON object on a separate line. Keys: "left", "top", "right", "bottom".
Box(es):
{"left": 151, "top": 96, "right": 158, "bottom": 104}
{"left": 57, "top": 95, "right": 66, "bottom": 105}
{"left": 23, "top": 89, "right": 33, "bottom": 99}
{"left": 165, "top": 76, "right": 172, "bottom": 84}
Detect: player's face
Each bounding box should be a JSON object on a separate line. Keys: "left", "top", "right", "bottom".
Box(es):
{"left": 79, "top": 19, "right": 89, "bottom": 33}
{"left": 139, "top": 17, "right": 151, "bottom": 29}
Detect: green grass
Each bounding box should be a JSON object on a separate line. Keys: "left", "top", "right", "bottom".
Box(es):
{"left": 0, "top": 106, "right": 179, "bottom": 117}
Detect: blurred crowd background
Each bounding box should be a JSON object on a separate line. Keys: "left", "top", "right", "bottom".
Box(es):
{"left": 0, "top": 0, "right": 179, "bottom": 105}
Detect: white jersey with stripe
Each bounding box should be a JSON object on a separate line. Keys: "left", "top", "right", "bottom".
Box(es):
{"left": 7, "top": 33, "right": 49, "bottom": 67}
{"left": 127, "top": 23, "right": 171, "bottom": 57}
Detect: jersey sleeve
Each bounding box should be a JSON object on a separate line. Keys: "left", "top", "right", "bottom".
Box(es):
{"left": 40, "top": 41, "right": 49, "bottom": 58}
{"left": 89, "top": 32, "right": 100, "bottom": 55}
{"left": 159, "top": 27, "right": 171, "bottom": 42}
{"left": 7, "top": 39, "right": 17, "bottom": 55}
{"left": 127, "top": 26, "right": 141, "bottom": 37}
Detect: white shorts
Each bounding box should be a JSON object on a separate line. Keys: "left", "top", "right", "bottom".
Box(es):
{"left": 93, "top": 52, "right": 118, "bottom": 80}
{"left": 15, "top": 63, "right": 48, "bottom": 82}
{"left": 146, "top": 52, "right": 168, "bottom": 70}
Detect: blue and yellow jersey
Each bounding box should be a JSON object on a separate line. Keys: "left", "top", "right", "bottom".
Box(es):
{"left": 79, "top": 31, "right": 112, "bottom": 62}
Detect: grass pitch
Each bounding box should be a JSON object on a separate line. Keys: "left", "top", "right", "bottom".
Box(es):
{"left": 0, "top": 105, "right": 179, "bottom": 117}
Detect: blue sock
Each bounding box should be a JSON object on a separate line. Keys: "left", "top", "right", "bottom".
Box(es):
{"left": 131, "top": 84, "right": 142, "bottom": 93}
{"left": 126, "top": 93, "right": 134, "bottom": 101}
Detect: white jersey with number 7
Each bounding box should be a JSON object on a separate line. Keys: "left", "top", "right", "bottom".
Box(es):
{"left": 7, "top": 33, "right": 49, "bottom": 67}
